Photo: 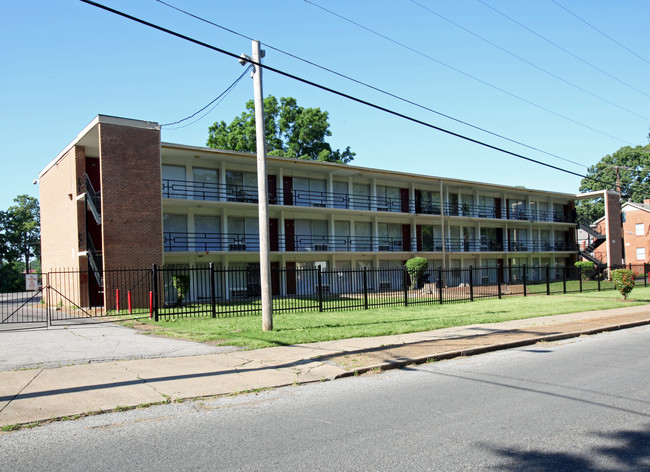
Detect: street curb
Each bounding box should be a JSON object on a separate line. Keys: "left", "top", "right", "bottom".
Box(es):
{"left": 333, "top": 318, "right": 650, "bottom": 378}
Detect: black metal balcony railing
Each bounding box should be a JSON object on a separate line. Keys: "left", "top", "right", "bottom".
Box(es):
{"left": 162, "top": 179, "right": 576, "bottom": 223}
{"left": 163, "top": 232, "right": 577, "bottom": 254}
{"left": 162, "top": 179, "right": 260, "bottom": 203}
{"left": 163, "top": 232, "right": 261, "bottom": 253}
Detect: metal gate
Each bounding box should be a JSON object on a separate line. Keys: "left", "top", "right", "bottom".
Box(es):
{"left": 1, "top": 269, "right": 153, "bottom": 328}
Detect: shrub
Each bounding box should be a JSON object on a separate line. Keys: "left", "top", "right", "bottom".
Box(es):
{"left": 611, "top": 269, "right": 635, "bottom": 300}
{"left": 172, "top": 274, "right": 191, "bottom": 306}
{"left": 405, "top": 257, "right": 428, "bottom": 289}
{"left": 574, "top": 261, "right": 595, "bottom": 280}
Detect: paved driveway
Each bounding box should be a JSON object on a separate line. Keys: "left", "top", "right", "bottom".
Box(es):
{"left": 0, "top": 319, "right": 239, "bottom": 371}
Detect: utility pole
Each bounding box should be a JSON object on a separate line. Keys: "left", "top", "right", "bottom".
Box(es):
{"left": 241, "top": 40, "right": 273, "bottom": 331}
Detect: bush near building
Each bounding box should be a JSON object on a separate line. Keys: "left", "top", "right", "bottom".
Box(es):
{"left": 611, "top": 269, "right": 635, "bottom": 300}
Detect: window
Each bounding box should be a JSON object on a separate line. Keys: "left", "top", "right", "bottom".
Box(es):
{"left": 637, "top": 247, "right": 646, "bottom": 261}
{"left": 163, "top": 214, "right": 187, "bottom": 251}
{"left": 636, "top": 223, "right": 644, "bottom": 236}
{"left": 192, "top": 168, "right": 219, "bottom": 200}
{"left": 162, "top": 165, "right": 186, "bottom": 199}
{"left": 194, "top": 215, "right": 220, "bottom": 251}
{"left": 376, "top": 185, "right": 401, "bottom": 212}
{"left": 225, "top": 171, "right": 258, "bottom": 202}
{"left": 377, "top": 223, "right": 401, "bottom": 251}
{"left": 294, "top": 178, "right": 327, "bottom": 207}
{"left": 227, "top": 217, "right": 258, "bottom": 251}
{"left": 352, "top": 183, "right": 371, "bottom": 210}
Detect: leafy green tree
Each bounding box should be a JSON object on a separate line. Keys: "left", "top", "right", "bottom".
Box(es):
{"left": 0, "top": 195, "right": 40, "bottom": 272}
{"left": 405, "top": 257, "right": 429, "bottom": 289}
{"left": 207, "top": 96, "right": 355, "bottom": 164}
{"left": 577, "top": 142, "right": 650, "bottom": 222}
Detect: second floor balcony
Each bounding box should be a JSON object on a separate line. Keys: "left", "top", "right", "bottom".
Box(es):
{"left": 162, "top": 179, "right": 575, "bottom": 224}
{"left": 163, "top": 232, "right": 577, "bottom": 254}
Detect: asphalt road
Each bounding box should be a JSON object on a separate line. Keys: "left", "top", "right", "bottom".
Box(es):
{"left": 2, "top": 326, "right": 649, "bottom": 471}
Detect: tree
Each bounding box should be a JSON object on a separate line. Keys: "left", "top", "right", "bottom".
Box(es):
{"left": 0, "top": 195, "right": 40, "bottom": 271}
{"left": 577, "top": 143, "right": 650, "bottom": 222}
{"left": 405, "top": 257, "right": 429, "bottom": 289}
{"left": 207, "top": 96, "right": 355, "bottom": 164}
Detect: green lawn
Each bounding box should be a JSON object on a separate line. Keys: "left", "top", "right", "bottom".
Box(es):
{"left": 119, "top": 286, "right": 650, "bottom": 350}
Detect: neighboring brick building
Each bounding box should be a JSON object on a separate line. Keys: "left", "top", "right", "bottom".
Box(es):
{"left": 621, "top": 200, "right": 650, "bottom": 265}
{"left": 41, "top": 115, "right": 588, "bottom": 308}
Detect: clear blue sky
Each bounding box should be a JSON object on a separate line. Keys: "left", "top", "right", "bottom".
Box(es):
{"left": 2, "top": 0, "right": 649, "bottom": 210}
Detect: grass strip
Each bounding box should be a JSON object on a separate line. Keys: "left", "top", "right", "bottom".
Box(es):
{"left": 119, "top": 287, "right": 650, "bottom": 350}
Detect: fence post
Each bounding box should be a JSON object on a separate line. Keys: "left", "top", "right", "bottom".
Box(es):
{"left": 317, "top": 266, "right": 323, "bottom": 312}
{"left": 210, "top": 263, "right": 216, "bottom": 318}
{"left": 497, "top": 264, "right": 502, "bottom": 299}
{"left": 545, "top": 264, "right": 550, "bottom": 295}
{"left": 363, "top": 266, "right": 368, "bottom": 310}
{"left": 597, "top": 265, "right": 601, "bottom": 292}
{"left": 469, "top": 266, "right": 474, "bottom": 302}
{"left": 152, "top": 263, "right": 159, "bottom": 322}
{"left": 438, "top": 268, "right": 443, "bottom": 304}
{"left": 403, "top": 266, "right": 408, "bottom": 307}
{"left": 579, "top": 267, "right": 583, "bottom": 293}
{"left": 645, "top": 263, "right": 648, "bottom": 287}
{"left": 562, "top": 265, "right": 567, "bottom": 294}
{"left": 45, "top": 272, "right": 51, "bottom": 327}
{"left": 522, "top": 264, "right": 527, "bottom": 297}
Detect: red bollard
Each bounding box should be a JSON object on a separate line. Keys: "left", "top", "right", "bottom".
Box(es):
{"left": 149, "top": 291, "right": 153, "bottom": 318}
{"left": 128, "top": 291, "right": 132, "bottom": 315}
{"left": 116, "top": 289, "right": 120, "bottom": 313}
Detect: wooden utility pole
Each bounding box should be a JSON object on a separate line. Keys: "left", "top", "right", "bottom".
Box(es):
{"left": 243, "top": 40, "right": 273, "bottom": 331}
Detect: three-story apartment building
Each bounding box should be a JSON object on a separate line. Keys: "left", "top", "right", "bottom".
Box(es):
{"left": 40, "top": 115, "right": 581, "bottom": 306}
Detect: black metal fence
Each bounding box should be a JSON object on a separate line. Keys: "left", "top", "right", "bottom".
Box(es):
{"left": 147, "top": 262, "right": 649, "bottom": 320}
{"left": 2, "top": 263, "right": 648, "bottom": 325}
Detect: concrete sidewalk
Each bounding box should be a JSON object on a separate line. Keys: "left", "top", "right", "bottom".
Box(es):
{"left": 2, "top": 304, "right": 650, "bottom": 428}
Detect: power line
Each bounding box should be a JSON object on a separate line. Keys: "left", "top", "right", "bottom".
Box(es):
{"left": 152, "top": 0, "right": 587, "bottom": 168}
{"left": 80, "top": 0, "right": 622, "bottom": 190}
{"left": 160, "top": 65, "right": 252, "bottom": 128}
{"left": 303, "top": 0, "right": 633, "bottom": 146}
{"left": 408, "top": 0, "right": 650, "bottom": 122}
{"left": 476, "top": 0, "right": 650, "bottom": 101}
{"left": 550, "top": 0, "right": 650, "bottom": 67}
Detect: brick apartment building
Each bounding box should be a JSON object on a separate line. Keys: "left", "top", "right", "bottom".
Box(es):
{"left": 40, "top": 115, "right": 616, "bottom": 308}
{"left": 590, "top": 199, "right": 650, "bottom": 267}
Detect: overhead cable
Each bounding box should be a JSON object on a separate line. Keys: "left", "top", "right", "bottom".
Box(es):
{"left": 303, "top": 0, "right": 633, "bottom": 146}
{"left": 409, "top": 0, "right": 650, "bottom": 122}
{"left": 80, "top": 0, "right": 622, "bottom": 190}
{"left": 550, "top": 0, "right": 650, "bottom": 67}
{"left": 153, "top": 0, "right": 586, "bottom": 168}
{"left": 476, "top": 0, "right": 650, "bottom": 100}
{"left": 160, "top": 65, "right": 252, "bottom": 128}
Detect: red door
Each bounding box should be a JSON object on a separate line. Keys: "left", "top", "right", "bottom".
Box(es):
{"left": 402, "top": 224, "right": 411, "bottom": 251}
{"left": 416, "top": 225, "right": 423, "bottom": 251}
{"left": 283, "top": 176, "right": 293, "bottom": 205}
{"left": 271, "top": 261, "right": 280, "bottom": 296}
{"left": 269, "top": 218, "right": 279, "bottom": 251}
{"left": 400, "top": 188, "right": 410, "bottom": 213}
{"left": 284, "top": 219, "right": 295, "bottom": 251}
{"left": 268, "top": 175, "right": 277, "bottom": 205}
{"left": 495, "top": 198, "right": 502, "bottom": 219}
{"left": 414, "top": 190, "right": 422, "bottom": 213}
{"left": 286, "top": 261, "right": 297, "bottom": 295}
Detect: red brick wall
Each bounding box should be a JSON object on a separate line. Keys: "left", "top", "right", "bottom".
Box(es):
{"left": 604, "top": 191, "right": 623, "bottom": 266}
{"left": 622, "top": 205, "right": 650, "bottom": 265}
{"left": 98, "top": 122, "right": 163, "bottom": 271}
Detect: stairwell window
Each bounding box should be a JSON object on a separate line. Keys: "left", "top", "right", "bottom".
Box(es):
{"left": 637, "top": 247, "right": 646, "bottom": 261}
{"left": 636, "top": 223, "right": 644, "bottom": 236}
